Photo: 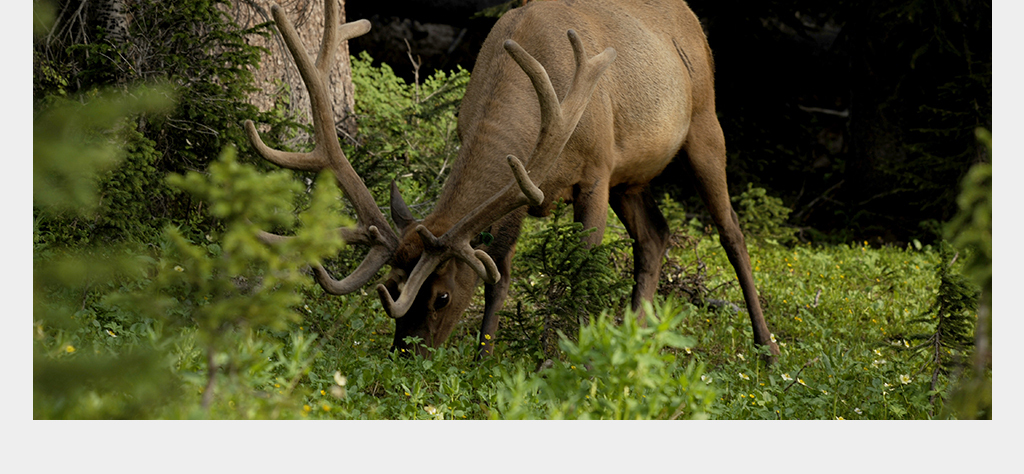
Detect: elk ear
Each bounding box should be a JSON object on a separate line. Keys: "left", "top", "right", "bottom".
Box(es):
{"left": 390, "top": 180, "right": 416, "bottom": 232}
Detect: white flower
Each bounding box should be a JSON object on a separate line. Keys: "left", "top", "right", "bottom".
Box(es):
{"left": 333, "top": 371, "right": 347, "bottom": 387}
{"left": 770, "top": 333, "right": 777, "bottom": 343}
{"left": 781, "top": 373, "right": 793, "bottom": 382}
{"left": 737, "top": 353, "right": 745, "bottom": 361}
{"left": 739, "top": 372, "right": 750, "bottom": 380}
{"left": 700, "top": 374, "right": 712, "bottom": 384}
{"left": 899, "top": 374, "right": 912, "bottom": 385}
{"left": 873, "top": 349, "right": 883, "bottom": 357}
{"left": 174, "top": 265, "right": 184, "bottom": 272}
{"left": 854, "top": 407, "right": 863, "bottom": 415}
{"left": 872, "top": 359, "right": 887, "bottom": 368}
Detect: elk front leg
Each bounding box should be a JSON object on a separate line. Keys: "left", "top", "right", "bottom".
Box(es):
{"left": 684, "top": 113, "right": 780, "bottom": 363}
{"left": 609, "top": 186, "right": 671, "bottom": 319}
{"left": 478, "top": 210, "right": 524, "bottom": 357}
{"left": 572, "top": 180, "right": 611, "bottom": 247}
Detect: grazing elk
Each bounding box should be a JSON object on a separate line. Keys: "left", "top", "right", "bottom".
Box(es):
{"left": 245, "top": 0, "right": 781, "bottom": 362}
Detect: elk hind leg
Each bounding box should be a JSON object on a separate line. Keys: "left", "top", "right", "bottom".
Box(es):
{"left": 684, "top": 114, "right": 780, "bottom": 362}
{"left": 609, "top": 186, "right": 670, "bottom": 323}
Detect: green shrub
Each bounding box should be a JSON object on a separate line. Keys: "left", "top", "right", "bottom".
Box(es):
{"left": 943, "top": 128, "right": 991, "bottom": 419}
{"left": 732, "top": 183, "right": 796, "bottom": 244}
{"left": 494, "top": 299, "right": 716, "bottom": 419}
{"left": 346, "top": 52, "right": 470, "bottom": 214}
{"left": 33, "top": 83, "right": 178, "bottom": 419}
{"left": 500, "top": 203, "right": 632, "bottom": 359}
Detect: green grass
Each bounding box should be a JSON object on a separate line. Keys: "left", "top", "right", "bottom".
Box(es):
{"left": 33, "top": 214, "right": 976, "bottom": 419}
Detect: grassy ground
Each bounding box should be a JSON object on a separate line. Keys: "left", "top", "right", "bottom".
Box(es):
{"left": 33, "top": 200, "right": 979, "bottom": 420}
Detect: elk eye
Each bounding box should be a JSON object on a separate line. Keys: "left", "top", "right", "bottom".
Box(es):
{"left": 434, "top": 292, "right": 450, "bottom": 310}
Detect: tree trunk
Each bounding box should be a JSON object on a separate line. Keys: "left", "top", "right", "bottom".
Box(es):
{"left": 230, "top": 0, "right": 359, "bottom": 140}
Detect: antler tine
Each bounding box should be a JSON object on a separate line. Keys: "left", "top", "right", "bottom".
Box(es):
{"left": 377, "top": 252, "right": 443, "bottom": 318}
{"left": 504, "top": 30, "right": 615, "bottom": 175}
{"left": 259, "top": 223, "right": 389, "bottom": 294}
{"left": 379, "top": 224, "right": 500, "bottom": 319}
{"left": 269, "top": 5, "right": 344, "bottom": 157}
{"left": 257, "top": 225, "right": 379, "bottom": 247}
{"left": 314, "top": 1, "right": 371, "bottom": 77}
{"left": 247, "top": 2, "right": 399, "bottom": 296}
{"left": 562, "top": 30, "right": 616, "bottom": 127}
{"left": 243, "top": 120, "right": 327, "bottom": 171}
{"left": 506, "top": 154, "right": 544, "bottom": 206}
{"left": 503, "top": 39, "right": 562, "bottom": 134}
{"left": 311, "top": 244, "right": 392, "bottom": 295}
{"left": 444, "top": 31, "right": 615, "bottom": 237}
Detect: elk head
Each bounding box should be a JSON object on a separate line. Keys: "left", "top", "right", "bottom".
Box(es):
{"left": 375, "top": 30, "right": 616, "bottom": 356}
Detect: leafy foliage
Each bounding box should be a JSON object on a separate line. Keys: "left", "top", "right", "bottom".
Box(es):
{"left": 945, "top": 128, "right": 992, "bottom": 295}
{"left": 33, "top": 0, "right": 294, "bottom": 245}
{"left": 33, "top": 87, "right": 174, "bottom": 216}
{"left": 732, "top": 183, "right": 796, "bottom": 244}
{"left": 146, "top": 149, "right": 347, "bottom": 342}
{"left": 500, "top": 203, "right": 632, "bottom": 359}
{"left": 942, "top": 128, "right": 991, "bottom": 419}
{"left": 346, "top": 52, "right": 470, "bottom": 215}
{"left": 496, "top": 300, "right": 716, "bottom": 420}
{"left": 33, "top": 80, "right": 181, "bottom": 418}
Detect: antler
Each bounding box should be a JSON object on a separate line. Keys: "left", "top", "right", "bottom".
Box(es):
{"left": 379, "top": 30, "right": 616, "bottom": 318}
{"left": 244, "top": 1, "right": 399, "bottom": 295}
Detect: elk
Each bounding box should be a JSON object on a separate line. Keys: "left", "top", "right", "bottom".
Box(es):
{"left": 245, "top": 0, "right": 781, "bottom": 362}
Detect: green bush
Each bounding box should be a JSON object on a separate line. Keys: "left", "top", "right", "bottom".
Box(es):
{"left": 346, "top": 52, "right": 470, "bottom": 214}
{"left": 495, "top": 299, "right": 716, "bottom": 420}
{"left": 500, "top": 203, "right": 632, "bottom": 359}
{"left": 732, "top": 183, "right": 796, "bottom": 244}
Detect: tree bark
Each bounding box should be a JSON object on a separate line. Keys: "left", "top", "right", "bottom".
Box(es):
{"left": 230, "top": 0, "right": 359, "bottom": 139}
